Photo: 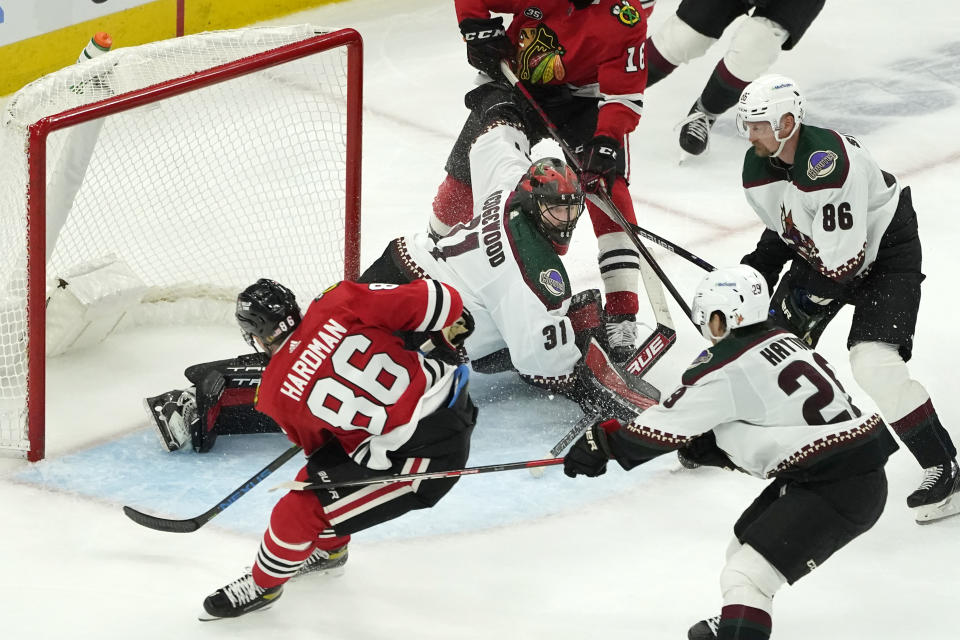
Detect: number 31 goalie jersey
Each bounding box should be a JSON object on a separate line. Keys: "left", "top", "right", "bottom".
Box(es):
{"left": 400, "top": 125, "right": 582, "bottom": 381}
{"left": 255, "top": 280, "right": 464, "bottom": 469}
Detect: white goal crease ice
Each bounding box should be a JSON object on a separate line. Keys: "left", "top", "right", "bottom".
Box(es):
{"left": 0, "top": 25, "right": 363, "bottom": 460}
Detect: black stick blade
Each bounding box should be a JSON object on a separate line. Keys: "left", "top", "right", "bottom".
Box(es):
{"left": 122, "top": 505, "right": 202, "bottom": 533}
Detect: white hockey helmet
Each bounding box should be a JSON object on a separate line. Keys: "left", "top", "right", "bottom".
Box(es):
{"left": 690, "top": 265, "right": 770, "bottom": 341}
{"left": 735, "top": 74, "right": 804, "bottom": 152}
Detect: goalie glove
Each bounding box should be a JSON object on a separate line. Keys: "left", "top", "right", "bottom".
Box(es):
{"left": 564, "top": 418, "right": 620, "bottom": 478}
{"left": 459, "top": 17, "right": 513, "bottom": 80}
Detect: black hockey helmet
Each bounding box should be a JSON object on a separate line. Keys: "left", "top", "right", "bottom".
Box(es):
{"left": 236, "top": 278, "right": 302, "bottom": 352}
{"left": 513, "top": 157, "right": 584, "bottom": 255}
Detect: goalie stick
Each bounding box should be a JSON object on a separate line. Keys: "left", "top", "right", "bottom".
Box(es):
{"left": 122, "top": 444, "right": 302, "bottom": 533}
{"left": 273, "top": 455, "right": 565, "bottom": 492}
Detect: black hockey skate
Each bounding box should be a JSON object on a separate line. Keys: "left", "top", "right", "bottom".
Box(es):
{"left": 199, "top": 573, "right": 283, "bottom": 621}
{"left": 908, "top": 460, "right": 960, "bottom": 524}
{"left": 688, "top": 615, "right": 720, "bottom": 640}
{"left": 677, "top": 100, "right": 717, "bottom": 159}
{"left": 294, "top": 544, "right": 349, "bottom": 579}
{"left": 605, "top": 313, "right": 638, "bottom": 364}
{"left": 144, "top": 388, "right": 196, "bottom": 452}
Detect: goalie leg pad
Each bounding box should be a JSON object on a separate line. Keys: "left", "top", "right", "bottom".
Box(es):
{"left": 573, "top": 339, "right": 659, "bottom": 422}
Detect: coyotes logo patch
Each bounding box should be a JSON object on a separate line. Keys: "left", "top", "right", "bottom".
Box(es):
{"left": 517, "top": 25, "right": 566, "bottom": 84}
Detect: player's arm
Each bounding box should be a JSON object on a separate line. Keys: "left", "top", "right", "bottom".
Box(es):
{"left": 593, "top": 31, "right": 648, "bottom": 141}
{"left": 582, "top": 17, "right": 649, "bottom": 193}
{"left": 565, "top": 375, "right": 736, "bottom": 477}
{"left": 454, "top": 0, "right": 522, "bottom": 22}
{"left": 359, "top": 280, "right": 465, "bottom": 334}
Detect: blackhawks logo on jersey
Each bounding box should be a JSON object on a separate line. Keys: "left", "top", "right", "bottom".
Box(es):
{"left": 611, "top": 0, "right": 642, "bottom": 27}
{"left": 516, "top": 25, "right": 566, "bottom": 84}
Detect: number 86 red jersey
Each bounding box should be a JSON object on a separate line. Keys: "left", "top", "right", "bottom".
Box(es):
{"left": 255, "top": 280, "right": 464, "bottom": 469}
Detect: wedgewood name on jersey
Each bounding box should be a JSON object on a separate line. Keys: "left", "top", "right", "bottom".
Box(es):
{"left": 480, "top": 190, "right": 505, "bottom": 267}
{"left": 279, "top": 319, "right": 349, "bottom": 401}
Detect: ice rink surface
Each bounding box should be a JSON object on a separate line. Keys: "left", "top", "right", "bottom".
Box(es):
{"left": 2, "top": 1, "right": 959, "bottom": 638}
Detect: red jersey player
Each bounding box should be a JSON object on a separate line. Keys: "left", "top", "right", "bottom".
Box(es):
{"left": 432, "top": 0, "right": 656, "bottom": 362}
{"left": 199, "top": 278, "right": 477, "bottom": 620}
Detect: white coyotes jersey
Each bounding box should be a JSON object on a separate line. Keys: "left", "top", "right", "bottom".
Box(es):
{"left": 743, "top": 124, "right": 899, "bottom": 281}
{"left": 401, "top": 125, "right": 581, "bottom": 379}
{"left": 622, "top": 327, "right": 883, "bottom": 478}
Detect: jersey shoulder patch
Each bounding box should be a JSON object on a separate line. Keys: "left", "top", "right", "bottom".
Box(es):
{"left": 681, "top": 327, "right": 780, "bottom": 385}
{"left": 505, "top": 210, "right": 571, "bottom": 310}
{"left": 792, "top": 125, "right": 849, "bottom": 192}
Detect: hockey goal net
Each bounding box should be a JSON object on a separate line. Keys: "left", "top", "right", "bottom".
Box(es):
{"left": 0, "top": 26, "right": 362, "bottom": 461}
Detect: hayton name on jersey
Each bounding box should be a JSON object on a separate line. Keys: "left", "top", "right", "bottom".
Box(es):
{"left": 279, "top": 318, "right": 349, "bottom": 402}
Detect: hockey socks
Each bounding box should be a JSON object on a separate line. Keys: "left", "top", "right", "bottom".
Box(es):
{"left": 717, "top": 604, "right": 772, "bottom": 640}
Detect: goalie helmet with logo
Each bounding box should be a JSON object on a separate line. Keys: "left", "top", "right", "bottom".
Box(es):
{"left": 512, "top": 157, "right": 585, "bottom": 255}
{"left": 236, "top": 278, "right": 302, "bottom": 354}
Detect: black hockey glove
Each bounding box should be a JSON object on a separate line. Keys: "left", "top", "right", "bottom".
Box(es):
{"left": 564, "top": 418, "right": 620, "bottom": 478}
{"left": 676, "top": 432, "right": 737, "bottom": 471}
{"left": 580, "top": 135, "right": 620, "bottom": 195}
{"left": 779, "top": 288, "right": 840, "bottom": 346}
{"left": 459, "top": 17, "right": 513, "bottom": 79}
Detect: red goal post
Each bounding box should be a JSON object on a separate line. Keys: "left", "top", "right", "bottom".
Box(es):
{"left": 0, "top": 26, "right": 362, "bottom": 461}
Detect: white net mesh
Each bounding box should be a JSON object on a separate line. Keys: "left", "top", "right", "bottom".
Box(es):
{"left": 0, "top": 25, "right": 357, "bottom": 456}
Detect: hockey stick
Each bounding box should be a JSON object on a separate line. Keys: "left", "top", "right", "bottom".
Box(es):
{"left": 622, "top": 221, "right": 715, "bottom": 273}
{"left": 122, "top": 444, "right": 303, "bottom": 533}
{"left": 499, "top": 62, "right": 699, "bottom": 330}
{"left": 273, "top": 456, "right": 565, "bottom": 492}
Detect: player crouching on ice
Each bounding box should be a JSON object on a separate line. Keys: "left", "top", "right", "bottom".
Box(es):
{"left": 198, "top": 277, "right": 478, "bottom": 620}
{"left": 564, "top": 265, "right": 898, "bottom": 640}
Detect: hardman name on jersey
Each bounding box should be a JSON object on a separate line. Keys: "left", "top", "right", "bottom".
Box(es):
{"left": 279, "top": 318, "right": 348, "bottom": 402}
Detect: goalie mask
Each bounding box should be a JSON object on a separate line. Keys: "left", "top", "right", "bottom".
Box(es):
{"left": 236, "top": 278, "right": 302, "bottom": 352}
{"left": 513, "top": 157, "right": 585, "bottom": 255}
{"left": 735, "top": 74, "right": 804, "bottom": 157}
{"left": 690, "top": 265, "right": 770, "bottom": 342}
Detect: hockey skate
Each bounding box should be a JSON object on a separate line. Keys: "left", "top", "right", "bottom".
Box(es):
{"left": 687, "top": 615, "right": 720, "bottom": 639}
{"left": 605, "top": 313, "right": 638, "bottom": 364}
{"left": 908, "top": 460, "right": 960, "bottom": 524}
{"left": 144, "top": 388, "right": 197, "bottom": 452}
{"left": 293, "top": 544, "right": 349, "bottom": 579}
{"left": 199, "top": 573, "right": 283, "bottom": 621}
{"left": 677, "top": 100, "right": 717, "bottom": 161}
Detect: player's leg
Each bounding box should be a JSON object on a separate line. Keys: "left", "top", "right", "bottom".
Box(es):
{"left": 645, "top": 0, "right": 743, "bottom": 88}
{"left": 560, "top": 101, "right": 642, "bottom": 362}
{"left": 430, "top": 112, "right": 483, "bottom": 238}
{"left": 689, "top": 469, "right": 888, "bottom": 639}
{"left": 845, "top": 206, "right": 959, "bottom": 518}
{"left": 200, "top": 468, "right": 352, "bottom": 620}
